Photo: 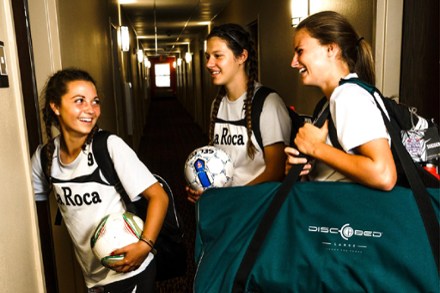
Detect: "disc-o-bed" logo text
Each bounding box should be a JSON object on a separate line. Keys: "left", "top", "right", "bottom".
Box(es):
{"left": 308, "top": 223, "right": 383, "bottom": 240}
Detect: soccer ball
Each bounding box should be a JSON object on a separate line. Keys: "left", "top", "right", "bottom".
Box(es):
{"left": 184, "top": 146, "right": 234, "bottom": 191}
{"left": 90, "top": 212, "right": 144, "bottom": 269}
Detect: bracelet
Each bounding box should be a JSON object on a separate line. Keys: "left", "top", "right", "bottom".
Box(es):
{"left": 140, "top": 237, "right": 157, "bottom": 255}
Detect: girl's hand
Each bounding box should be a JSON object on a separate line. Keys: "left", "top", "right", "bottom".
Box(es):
{"left": 108, "top": 241, "right": 151, "bottom": 273}
{"left": 284, "top": 146, "right": 312, "bottom": 176}
{"left": 186, "top": 186, "right": 203, "bottom": 203}
{"left": 294, "top": 120, "right": 328, "bottom": 157}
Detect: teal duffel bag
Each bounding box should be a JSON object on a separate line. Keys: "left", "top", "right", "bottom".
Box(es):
{"left": 194, "top": 181, "right": 439, "bottom": 292}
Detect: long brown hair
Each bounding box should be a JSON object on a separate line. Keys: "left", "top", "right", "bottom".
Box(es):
{"left": 41, "top": 68, "right": 99, "bottom": 182}
{"left": 296, "top": 11, "right": 375, "bottom": 84}
{"left": 207, "top": 23, "right": 259, "bottom": 159}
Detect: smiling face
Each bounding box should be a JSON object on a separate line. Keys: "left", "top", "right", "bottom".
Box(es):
{"left": 291, "top": 29, "right": 334, "bottom": 89}
{"left": 51, "top": 80, "right": 100, "bottom": 140}
{"left": 205, "top": 36, "right": 247, "bottom": 87}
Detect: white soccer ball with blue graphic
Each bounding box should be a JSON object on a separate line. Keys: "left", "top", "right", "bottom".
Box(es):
{"left": 90, "top": 212, "right": 144, "bottom": 269}
{"left": 184, "top": 146, "right": 234, "bottom": 191}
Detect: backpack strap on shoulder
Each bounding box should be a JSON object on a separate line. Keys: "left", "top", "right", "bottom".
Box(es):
{"left": 251, "top": 86, "right": 275, "bottom": 150}
{"left": 92, "top": 130, "right": 137, "bottom": 214}
{"left": 92, "top": 130, "right": 116, "bottom": 184}
{"left": 40, "top": 144, "right": 50, "bottom": 183}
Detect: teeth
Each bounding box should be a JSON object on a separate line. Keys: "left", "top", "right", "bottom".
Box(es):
{"left": 80, "top": 118, "right": 92, "bottom": 122}
{"left": 299, "top": 68, "right": 306, "bottom": 74}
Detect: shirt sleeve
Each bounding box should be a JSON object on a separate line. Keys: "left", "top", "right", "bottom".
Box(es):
{"left": 31, "top": 145, "right": 50, "bottom": 201}
{"left": 259, "top": 92, "right": 292, "bottom": 146}
{"left": 106, "top": 135, "right": 157, "bottom": 200}
{"left": 330, "top": 83, "right": 390, "bottom": 152}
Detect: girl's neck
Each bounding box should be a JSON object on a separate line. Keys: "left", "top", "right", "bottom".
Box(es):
{"left": 322, "top": 63, "right": 350, "bottom": 99}
{"left": 59, "top": 134, "right": 87, "bottom": 164}
{"left": 225, "top": 75, "right": 249, "bottom": 101}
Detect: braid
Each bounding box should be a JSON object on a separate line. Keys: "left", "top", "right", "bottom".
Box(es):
{"left": 244, "top": 81, "right": 256, "bottom": 159}
{"left": 244, "top": 38, "right": 259, "bottom": 159}
{"left": 42, "top": 83, "right": 59, "bottom": 185}
{"left": 208, "top": 87, "right": 226, "bottom": 145}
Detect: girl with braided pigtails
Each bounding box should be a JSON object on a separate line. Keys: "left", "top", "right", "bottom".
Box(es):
{"left": 187, "top": 23, "right": 292, "bottom": 203}
{"left": 31, "top": 68, "right": 168, "bottom": 292}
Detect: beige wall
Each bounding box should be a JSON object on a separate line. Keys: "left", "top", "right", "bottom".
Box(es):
{"left": 0, "top": 0, "right": 45, "bottom": 292}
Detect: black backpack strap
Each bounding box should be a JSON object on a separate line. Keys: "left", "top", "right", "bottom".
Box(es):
{"left": 251, "top": 86, "right": 274, "bottom": 150}
{"left": 40, "top": 144, "right": 50, "bottom": 182}
{"left": 340, "top": 78, "right": 440, "bottom": 273}
{"left": 232, "top": 109, "right": 330, "bottom": 292}
{"left": 92, "top": 130, "right": 137, "bottom": 214}
{"left": 312, "top": 96, "right": 328, "bottom": 120}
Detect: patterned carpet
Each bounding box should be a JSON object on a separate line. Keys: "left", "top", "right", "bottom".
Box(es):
{"left": 137, "top": 96, "right": 208, "bottom": 292}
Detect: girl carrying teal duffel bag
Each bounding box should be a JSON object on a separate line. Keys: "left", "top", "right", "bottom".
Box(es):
{"left": 194, "top": 181, "right": 439, "bottom": 292}
{"left": 193, "top": 74, "right": 440, "bottom": 291}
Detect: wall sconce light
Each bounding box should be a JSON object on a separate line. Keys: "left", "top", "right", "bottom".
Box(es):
{"left": 185, "top": 43, "right": 192, "bottom": 63}
{"left": 144, "top": 56, "right": 151, "bottom": 68}
{"left": 291, "top": 0, "right": 309, "bottom": 27}
{"left": 185, "top": 52, "right": 192, "bottom": 63}
{"left": 137, "top": 49, "right": 144, "bottom": 63}
{"left": 120, "top": 26, "right": 130, "bottom": 52}
{"left": 177, "top": 58, "right": 182, "bottom": 66}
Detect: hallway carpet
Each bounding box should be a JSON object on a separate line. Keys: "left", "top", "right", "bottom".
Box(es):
{"left": 137, "top": 96, "right": 208, "bottom": 293}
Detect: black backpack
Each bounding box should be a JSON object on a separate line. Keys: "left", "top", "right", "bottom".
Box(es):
{"left": 250, "top": 86, "right": 311, "bottom": 150}
{"left": 314, "top": 78, "right": 439, "bottom": 188}
{"left": 41, "top": 130, "right": 187, "bottom": 281}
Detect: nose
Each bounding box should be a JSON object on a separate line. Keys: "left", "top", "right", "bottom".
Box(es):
{"left": 291, "top": 54, "right": 299, "bottom": 68}
{"left": 206, "top": 56, "right": 214, "bottom": 69}
{"left": 84, "top": 101, "right": 96, "bottom": 114}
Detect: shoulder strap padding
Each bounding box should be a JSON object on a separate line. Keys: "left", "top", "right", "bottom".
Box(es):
{"left": 40, "top": 144, "right": 49, "bottom": 182}
{"left": 92, "top": 130, "right": 117, "bottom": 185}
{"left": 251, "top": 86, "right": 275, "bottom": 150}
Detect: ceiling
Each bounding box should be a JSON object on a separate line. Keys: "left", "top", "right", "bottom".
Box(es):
{"left": 120, "top": 0, "right": 231, "bottom": 57}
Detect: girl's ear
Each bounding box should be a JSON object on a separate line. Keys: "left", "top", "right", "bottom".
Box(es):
{"left": 50, "top": 102, "right": 60, "bottom": 116}
{"left": 327, "top": 43, "right": 340, "bottom": 58}
{"left": 238, "top": 49, "right": 248, "bottom": 65}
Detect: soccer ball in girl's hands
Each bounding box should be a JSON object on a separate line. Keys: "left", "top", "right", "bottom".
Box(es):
{"left": 184, "top": 146, "right": 234, "bottom": 191}
{"left": 90, "top": 212, "right": 144, "bottom": 269}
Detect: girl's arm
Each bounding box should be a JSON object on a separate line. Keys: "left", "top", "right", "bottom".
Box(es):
{"left": 109, "top": 182, "right": 169, "bottom": 273}
{"left": 246, "top": 142, "right": 287, "bottom": 185}
{"left": 294, "top": 121, "right": 397, "bottom": 191}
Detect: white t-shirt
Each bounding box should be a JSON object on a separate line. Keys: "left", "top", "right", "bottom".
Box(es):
{"left": 309, "top": 73, "right": 390, "bottom": 182}
{"left": 31, "top": 132, "right": 156, "bottom": 288}
{"left": 213, "top": 84, "right": 291, "bottom": 186}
